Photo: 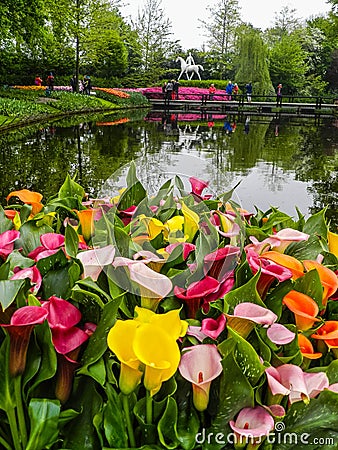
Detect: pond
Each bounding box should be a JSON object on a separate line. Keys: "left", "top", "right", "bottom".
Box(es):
{"left": 0, "top": 109, "right": 337, "bottom": 225}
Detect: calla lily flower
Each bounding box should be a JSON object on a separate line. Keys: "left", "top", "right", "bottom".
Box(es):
{"left": 311, "top": 321, "right": 338, "bottom": 349}
{"left": 227, "top": 302, "right": 295, "bottom": 344}
{"left": 76, "top": 245, "right": 115, "bottom": 280}
{"left": 187, "top": 325, "right": 208, "bottom": 342}
{"left": 303, "top": 260, "right": 338, "bottom": 306}
{"left": 260, "top": 251, "right": 304, "bottom": 280}
{"left": 108, "top": 308, "right": 185, "bottom": 396}
{"left": 328, "top": 230, "right": 338, "bottom": 258}
{"left": 11, "top": 266, "right": 42, "bottom": 294}
{"left": 201, "top": 314, "right": 226, "bottom": 339}
{"left": 1, "top": 306, "right": 48, "bottom": 376}
{"left": 107, "top": 320, "right": 143, "bottom": 394}
{"left": 76, "top": 208, "right": 97, "bottom": 242}
{"left": 282, "top": 290, "right": 320, "bottom": 331}
{"left": 189, "top": 176, "right": 209, "bottom": 198}
{"left": 204, "top": 245, "right": 240, "bottom": 280}
{"left": 298, "top": 334, "right": 322, "bottom": 359}
{"left": 133, "top": 322, "right": 181, "bottom": 396}
{"left": 113, "top": 258, "right": 172, "bottom": 310}
{"left": 179, "top": 344, "right": 222, "bottom": 411}
{"left": 211, "top": 211, "right": 240, "bottom": 238}
{"left": 265, "top": 364, "right": 329, "bottom": 404}
{"left": 229, "top": 405, "right": 275, "bottom": 439}
{"left": 28, "top": 233, "right": 65, "bottom": 261}
{"left": 41, "top": 296, "right": 89, "bottom": 354}
{"left": 174, "top": 276, "right": 220, "bottom": 318}
{"left": 264, "top": 228, "right": 310, "bottom": 253}
{"left": 0, "top": 230, "right": 20, "bottom": 259}
{"left": 165, "top": 242, "right": 196, "bottom": 260}
{"left": 181, "top": 202, "right": 199, "bottom": 242}
{"left": 6, "top": 189, "right": 43, "bottom": 215}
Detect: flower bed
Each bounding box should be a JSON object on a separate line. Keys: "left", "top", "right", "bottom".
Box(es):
{"left": 0, "top": 171, "right": 337, "bottom": 450}
{"left": 135, "top": 86, "right": 229, "bottom": 101}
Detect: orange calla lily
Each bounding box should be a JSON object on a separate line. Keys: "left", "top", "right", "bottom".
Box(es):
{"left": 303, "top": 260, "right": 338, "bottom": 306}
{"left": 76, "top": 209, "right": 97, "bottom": 242}
{"left": 328, "top": 230, "right": 338, "bottom": 258}
{"left": 260, "top": 251, "right": 304, "bottom": 279}
{"left": 298, "top": 333, "right": 322, "bottom": 359}
{"left": 311, "top": 321, "right": 338, "bottom": 349}
{"left": 282, "top": 290, "right": 320, "bottom": 331}
{"left": 6, "top": 189, "right": 43, "bottom": 215}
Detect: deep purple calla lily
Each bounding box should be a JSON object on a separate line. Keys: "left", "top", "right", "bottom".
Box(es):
{"left": 1, "top": 306, "right": 48, "bottom": 376}
{"left": 179, "top": 344, "right": 223, "bottom": 411}
{"left": 11, "top": 266, "right": 42, "bottom": 293}
{"left": 229, "top": 405, "right": 275, "bottom": 438}
{"left": 0, "top": 230, "right": 20, "bottom": 259}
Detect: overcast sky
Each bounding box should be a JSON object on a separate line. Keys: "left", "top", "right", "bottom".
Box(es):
{"left": 121, "top": 0, "right": 332, "bottom": 49}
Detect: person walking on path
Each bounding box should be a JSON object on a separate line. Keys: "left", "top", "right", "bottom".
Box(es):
{"left": 245, "top": 82, "right": 252, "bottom": 103}
{"left": 276, "top": 83, "right": 283, "bottom": 107}
{"left": 225, "top": 81, "right": 234, "bottom": 100}
{"left": 208, "top": 83, "right": 216, "bottom": 100}
{"left": 35, "top": 75, "right": 43, "bottom": 86}
{"left": 46, "top": 72, "right": 55, "bottom": 91}
{"left": 70, "top": 75, "right": 76, "bottom": 92}
{"left": 173, "top": 80, "right": 180, "bottom": 99}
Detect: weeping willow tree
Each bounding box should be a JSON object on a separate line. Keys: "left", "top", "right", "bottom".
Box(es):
{"left": 235, "top": 27, "right": 273, "bottom": 96}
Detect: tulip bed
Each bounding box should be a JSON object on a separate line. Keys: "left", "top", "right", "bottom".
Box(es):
{"left": 0, "top": 169, "right": 338, "bottom": 450}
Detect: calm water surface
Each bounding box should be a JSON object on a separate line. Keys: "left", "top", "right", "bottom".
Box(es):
{"left": 0, "top": 110, "right": 337, "bottom": 224}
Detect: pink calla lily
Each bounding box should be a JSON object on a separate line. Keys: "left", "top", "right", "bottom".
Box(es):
{"left": 201, "top": 314, "right": 226, "bottom": 339}
{"left": 11, "top": 266, "right": 42, "bottom": 293}
{"left": 264, "top": 228, "right": 310, "bottom": 252}
{"left": 165, "top": 242, "right": 196, "bottom": 260}
{"left": 266, "top": 323, "right": 296, "bottom": 345}
{"left": 1, "top": 306, "right": 48, "bottom": 376}
{"left": 28, "top": 233, "right": 65, "bottom": 261}
{"left": 0, "top": 230, "right": 20, "bottom": 259}
{"left": 229, "top": 405, "right": 275, "bottom": 438}
{"left": 233, "top": 302, "right": 277, "bottom": 326}
{"left": 189, "top": 176, "right": 209, "bottom": 197}
{"left": 204, "top": 245, "right": 240, "bottom": 280}
{"left": 265, "top": 364, "right": 329, "bottom": 404}
{"left": 76, "top": 245, "right": 115, "bottom": 280}
{"left": 179, "top": 344, "right": 223, "bottom": 411}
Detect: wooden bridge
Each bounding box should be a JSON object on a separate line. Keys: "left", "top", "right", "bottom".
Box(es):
{"left": 145, "top": 93, "right": 338, "bottom": 119}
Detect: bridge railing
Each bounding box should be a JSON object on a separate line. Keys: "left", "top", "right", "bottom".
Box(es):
{"left": 145, "top": 92, "right": 337, "bottom": 107}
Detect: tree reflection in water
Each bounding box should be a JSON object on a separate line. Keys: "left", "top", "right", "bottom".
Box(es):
{"left": 0, "top": 112, "right": 336, "bottom": 226}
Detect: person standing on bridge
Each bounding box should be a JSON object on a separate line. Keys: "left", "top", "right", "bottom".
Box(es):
{"left": 276, "top": 83, "right": 283, "bottom": 107}
{"left": 245, "top": 82, "right": 252, "bottom": 103}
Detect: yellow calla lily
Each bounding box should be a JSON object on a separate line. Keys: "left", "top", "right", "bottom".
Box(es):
{"left": 181, "top": 202, "right": 199, "bottom": 242}
{"left": 134, "top": 306, "right": 188, "bottom": 340}
{"left": 107, "top": 320, "right": 143, "bottom": 394}
{"left": 166, "top": 215, "right": 184, "bottom": 232}
{"left": 133, "top": 323, "right": 181, "bottom": 396}
{"left": 76, "top": 208, "right": 97, "bottom": 242}
{"left": 328, "top": 230, "right": 338, "bottom": 258}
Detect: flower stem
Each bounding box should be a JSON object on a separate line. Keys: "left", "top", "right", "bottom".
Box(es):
{"left": 122, "top": 394, "right": 136, "bottom": 448}
{"left": 0, "top": 434, "right": 12, "bottom": 450}
{"left": 7, "top": 406, "right": 22, "bottom": 450}
{"left": 14, "top": 375, "right": 27, "bottom": 449}
{"left": 146, "top": 390, "right": 153, "bottom": 425}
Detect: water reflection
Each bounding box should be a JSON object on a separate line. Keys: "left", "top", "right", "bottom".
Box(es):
{"left": 0, "top": 110, "right": 337, "bottom": 225}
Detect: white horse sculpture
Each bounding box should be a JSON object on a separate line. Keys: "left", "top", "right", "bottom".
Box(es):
{"left": 176, "top": 56, "right": 204, "bottom": 81}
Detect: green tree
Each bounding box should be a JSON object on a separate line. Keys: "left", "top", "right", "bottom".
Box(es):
{"left": 132, "top": 0, "right": 175, "bottom": 83}
{"left": 235, "top": 27, "right": 273, "bottom": 96}
{"left": 200, "top": 0, "right": 242, "bottom": 79}
{"left": 268, "top": 32, "right": 308, "bottom": 94}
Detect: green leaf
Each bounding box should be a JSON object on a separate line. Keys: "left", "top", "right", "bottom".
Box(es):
{"left": 0, "top": 279, "right": 25, "bottom": 309}
{"left": 36, "top": 248, "right": 68, "bottom": 277}
{"left": 0, "top": 336, "right": 15, "bottom": 412}
{"left": 118, "top": 181, "right": 146, "bottom": 212}
{"left": 26, "top": 399, "right": 60, "bottom": 450}
{"left": 286, "top": 235, "right": 327, "bottom": 261}
{"left": 58, "top": 174, "right": 85, "bottom": 200}
{"left": 6, "top": 250, "right": 34, "bottom": 270}
{"left": 223, "top": 271, "right": 265, "bottom": 312}
{"left": 0, "top": 206, "right": 14, "bottom": 233}
{"left": 158, "top": 397, "right": 180, "bottom": 449}
{"left": 272, "top": 390, "right": 338, "bottom": 450}
{"left": 65, "top": 225, "right": 79, "bottom": 259}
{"left": 204, "top": 352, "right": 254, "bottom": 450}
{"left": 302, "top": 208, "right": 328, "bottom": 239}
{"left": 103, "top": 385, "right": 128, "bottom": 448}
{"left": 79, "top": 295, "right": 124, "bottom": 378}
{"left": 222, "top": 327, "right": 265, "bottom": 385}
{"left": 17, "top": 221, "right": 53, "bottom": 256}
